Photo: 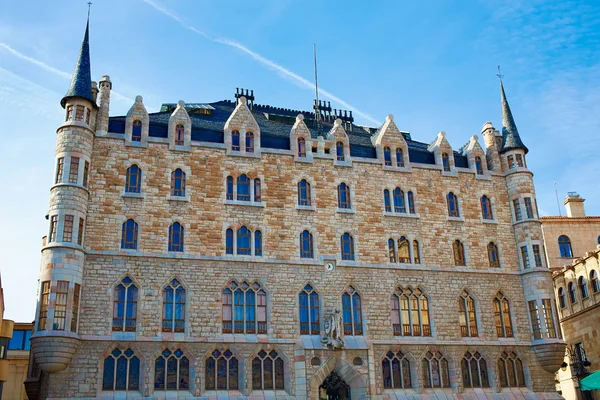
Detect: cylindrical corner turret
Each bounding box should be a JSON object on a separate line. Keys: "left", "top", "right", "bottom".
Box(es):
{"left": 481, "top": 121, "right": 501, "bottom": 172}
{"left": 96, "top": 75, "right": 112, "bottom": 134}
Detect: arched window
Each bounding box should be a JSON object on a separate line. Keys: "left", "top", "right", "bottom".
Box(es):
{"left": 297, "top": 137, "right": 306, "bottom": 157}
{"left": 300, "top": 230, "right": 314, "bottom": 258}
{"left": 162, "top": 279, "right": 185, "bottom": 332}
{"left": 226, "top": 228, "right": 233, "bottom": 254}
{"left": 413, "top": 240, "right": 420, "bottom": 264}
{"left": 383, "top": 146, "right": 392, "bottom": 166}
{"left": 396, "top": 148, "right": 404, "bottom": 167}
{"left": 488, "top": 242, "right": 500, "bottom": 268}
{"left": 442, "top": 152, "right": 450, "bottom": 171}
{"left": 299, "top": 284, "right": 319, "bottom": 335}
{"left": 121, "top": 219, "right": 138, "bottom": 249}
{"left": 168, "top": 222, "right": 184, "bottom": 252}
{"left": 591, "top": 270, "right": 600, "bottom": 293}
{"left": 481, "top": 196, "right": 493, "bottom": 220}
{"left": 579, "top": 276, "right": 589, "bottom": 299}
{"left": 340, "top": 233, "right": 354, "bottom": 261}
{"left": 154, "top": 349, "right": 189, "bottom": 391}
{"left": 407, "top": 191, "right": 415, "bottom": 214}
{"left": 237, "top": 174, "right": 250, "bottom": 201}
{"left": 384, "top": 189, "right": 391, "bottom": 212}
{"left": 393, "top": 188, "right": 406, "bottom": 213}
{"left": 388, "top": 239, "right": 396, "bottom": 263}
{"left": 337, "top": 183, "right": 351, "bottom": 209}
{"left": 568, "top": 282, "right": 577, "bottom": 303}
{"left": 103, "top": 348, "right": 140, "bottom": 391}
{"left": 175, "top": 124, "right": 185, "bottom": 146}
{"left": 447, "top": 192, "right": 459, "bottom": 217}
{"left": 252, "top": 349, "right": 284, "bottom": 390}
{"left": 171, "top": 169, "right": 186, "bottom": 197}
{"left": 231, "top": 130, "right": 240, "bottom": 151}
{"left": 336, "top": 141, "right": 345, "bottom": 161}
{"left": 475, "top": 156, "right": 483, "bottom": 175}
{"left": 342, "top": 285, "right": 362, "bottom": 335}
{"left": 254, "top": 230, "right": 262, "bottom": 256}
{"left": 391, "top": 286, "right": 430, "bottom": 337}
{"left": 254, "top": 178, "right": 261, "bottom": 202}
{"left": 125, "top": 165, "right": 141, "bottom": 193}
{"left": 383, "top": 351, "right": 411, "bottom": 389}
{"left": 246, "top": 131, "right": 254, "bottom": 152}
{"left": 598, "top": 235, "right": 600, "bottom": 245}
{"left": 205, "top": 349, "right": 238, "bottom": 390}
{"left": 132, "top": 120, "right": 142, "bottom": 142}
{"left": 558, "top": 235, "right": 573, "bottom": 258}
{"left": 453, "top": 240, "right": 466, "bottom": 266}
{"left": 237, "top": 226, "right": 251, "bottom": 255}
{"left": 493, "top": 292, "right": 514, "bottom": 337}
{"left": 222, "top": 280, "right": 267, "bottom": 334}
{"left": 461, "top": 352, "right": 489, "bottom": 388}
{"left": 113, "top": 277, "right": 138, "bottom": 332}
{"left": 558, "top": 288, "right": 566, "bottom": 308}
{"left": 422, "top": 351, "right": 450, "bottom": 388}
{"left": 498, "top": 352, "right": 526, "bottom": 388}
{"left": 298, "top": 179, "right": 311, "bottom": 206}
{"left": 458, "top": 290, "right": 477, "bottom": 337}
{"left": 226, "top": 176, "right": 234, "bottom": 200}
{"left": 398, "top": 236, "right": 410, "bottom": 263}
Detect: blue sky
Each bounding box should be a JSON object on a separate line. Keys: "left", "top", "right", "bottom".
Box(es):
{"left": 1, "top": 0, "right": 599, "bottom": 321}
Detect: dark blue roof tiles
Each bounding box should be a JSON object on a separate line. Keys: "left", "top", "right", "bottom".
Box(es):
{"left": 61, "top": 19, "right": 95, "bottom": 108}
{"left": 499, "top": 81, "right": 528, "bottom": 154}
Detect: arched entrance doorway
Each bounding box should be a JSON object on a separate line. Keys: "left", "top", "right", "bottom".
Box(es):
{"left": 319, "top": 371, "right": 351, "bottom": 400}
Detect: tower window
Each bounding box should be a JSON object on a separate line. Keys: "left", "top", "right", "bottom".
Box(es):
{"left": 69, "top": 157, "right": 80, "bottom": 183}
{"left": 558, "top": 235, "right": 573, "bottom": 258}
{"left": 222, "top": 280, "right": 267, "bottom": 334}
{"left": 246, "top": 131, "right": 254, "bottom": 152}
{"left": 66, "top": 105, "right": 73, "bottom": 121}
{"left": 155, "top": 348, "right": 189, "bottom": 391}
{"left": 475, "top": 156, "right": 484, "bottom": 175}
{"left": 515, "top": 154, "right": 524, "bottom": 167}
{"left": 383, "top": 146, "right": 392, "bottom": 166}
{"left": 299, "top": 284, "right": 320, "bottom": 335}
{"left": 231, "top": 130, "right": 240, "bottom": 151}
{"left": 513, "top": 199, "right": 522, "bottom": 221}
{"left": 175, "top": 124, "right": 185, "bottom": 146}
{"left": 63, "top": 215, "right": 74, "bottom": 242}
{"left": 520, "top": 246, "right": 530, "bottom": 268}
{"left": 121, "top": 219, "right": 139, "bottom": 250}
{"left": 542, "top": 299, "right": 557, "bottom": 338}
{"left": 55, "top": 157, "right": 64, "bottom": 184}
{"left": 442, "top": 152, "right": 450, "bottom": 171}
{"left": 83, "top": 160, "right": 90, "bottom": 187}
{"left": 342, "top": 285, "right": 362, "bottom": 335}
{"left": 507, "top": 155, "right": 515, "bottom": 168}
{"left": 49, "top": 215, "right": 58, "bottom": 243}
{"left": 205, "top": 349, "right": 238, "bottom": 391}
{"left": 171, "top": 168, "right": 186, "bottom": 197}
{"left": 53, "top": 281, "right": 69, "bottom": 330}
{"left": 71, "top": 283, "right": 81, "bottom": 333}
{"left": 341, "top": 233, "right": 355, "bottom": 261}
{"left": 528, "top": 300, "right": 541, "bottom": 339}
{"left": 77, "top": 218, "right": 85, "bottom": 245}
{"left": 524, "top": 197, "right": 534, "bottom": 219}
{"left": 458, "top": 289, "right": 478, "bottom": 337}
{"left": 162, "top": 279, "right": 186, "bottom": 332}
{"left": 113, "top": 277, "right": 138, "bottom": 332}
{"left": 336, "top": 141, "right": 344, "bottom": 161}
{"left": 102, "top": 348, "right": 140, "bottom": 391}
{"left": 75, "top": 105, "right": 85, "bottom": 121}
{"left": 532, "top": 244, "right": 543, "bottom": 267}
{"left": 252, "top": 349, "right": 284, "bottom": 390}
{"left": 37, "top": 281, "right": 50, "bottom": 331}
{"left": 85, "top": 107, "right": 91, "bottom": 124}
{"left": 132, "top": 120, "right": 142, "bottom": 142}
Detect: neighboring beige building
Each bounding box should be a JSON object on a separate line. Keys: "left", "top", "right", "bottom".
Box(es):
{"left": 553, "top": 249, "right": 600, "bottom": 400}
{"left": 541, "top": 192, "right": 600, "bottom": 271}
{"left": 3, "top": 323, "right": 32, "bottom": 400}
{"left": 26, "top": 16, "right": 568, "bottom": 399}
{"left": 0, "top": 275, "right": 15, "bottom": 400}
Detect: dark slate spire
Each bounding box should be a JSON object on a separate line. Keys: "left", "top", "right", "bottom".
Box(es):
{"left": 499, "top": 80, "right": 528, "bottom": 154}
{"left": 60, "top": 17, "right": 95, "bottom": 108}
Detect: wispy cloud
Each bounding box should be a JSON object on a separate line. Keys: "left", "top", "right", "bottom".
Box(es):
{"left": 142, "top": 0, "right": 381, "bottom": 126}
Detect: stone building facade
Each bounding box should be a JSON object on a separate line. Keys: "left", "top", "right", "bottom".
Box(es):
{"left": 26, "top": 18, "right": 567, "bottom": 399}
{"left": 4, "top": 322, "right": 33, "bottom": 400}
{"left": 0, "top": 274, "right": 15, "bottom": 400}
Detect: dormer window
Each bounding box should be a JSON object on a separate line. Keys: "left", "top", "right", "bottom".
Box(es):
{"left": 475, "top": 156, "right": 484, "bottom": 175}
{"left": 442, "top": 153, "right": 450, "bottom": 172}
{"left": 175, "top": 124, "right": 184, "bottom": 146}
{"left": 336, "top": 141, "right": 345, "bottom": 161}
{"left": 246, "top": 131, "right": 254, "bottom": 152}
{"left": 384, "top": 147, "right": 392, "bottom": 166}
{"left": 232, "top": 130, "right": 240, "bottom": 151}
{"left": 298, "top": 138, "right": 306, "bottom": 158}
{"left": 515, "top": 154, "right": 524, "bottom": 167}
{"left": 396, "top": 148, "right": 404, "bottom": 167}
{"left": 132, "top": 120, "right": 142, "bottom": 142}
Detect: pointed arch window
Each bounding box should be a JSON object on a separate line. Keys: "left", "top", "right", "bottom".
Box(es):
{"left": 383, "top": 146, "right": 392, "bottom": 166}
{"left": 413, "top": 240, "right": 420, "bottom": 264}
{"left": 337, "top": 183, "right": 351, "bottom": 209}
{"left": 383, "top": 351, "right": 411, "bottom": 389}
{"left": 222, "top": 281, "right": 267, "bottom": 334}
{"left": 154, "top": 349, "right": 189, "bottom": 391}
{"left": 453, "top": 240, "right": 466, "bottom": 266}
{"left": 393, "top": 188, "right": 405, "bottom": 213}
{"left": 498, "top": 352, "right": 526, "bottom": 388}
{"left": 125, "top": 165, "right": 141, "bottom": 193}
{"left": 558, "top": 235, "right": 573, "bottom": 258}
{"left": 447, "top": 192, "right": 459, "bottom": 217}
{"left": 442, "top": 152, "right": 450, "bottom": 171}
{"left": 398, "top": 236, "right": 410, "bottom": 263}
{"left": 461, "top": 352, "right": 489, "bottom": 388}
{"left": 121, "top": 219, "right": 138, "bottom": 249}
{"left": 299, "top": 284, "right": 320, "bottom": 335}
{"left": 205, "top": 349, "right": 238, "bottom": 391}
{"left": 252, "top": 349, "right": 285, "bottom": 390}
{"left": 391, "top": 286, "right": 431, "bottom": 336}
{"left": 494, "top": 292, "right": 514, "bottom": 337}
{"left": 168, "top": 222, "right": 184, "bottom": 252}
{"left": 162, "top": 279, "right": 185, "bottom": 332}
{"left": 300, "top": 230, "right": 314, "bottom": 258}
{"left": 298, "top": 179, "right": 311, "bottom": 206}
{"left": 383, "top": 189, "right": 391, "bottom": 212}
{"left": 568, "top": 282, "right": 577, "bottom": 303}
{"left": 113, "top": 277, "right": 138, "bottom": 332}
{"left": 231, "top": 130, "right": 240, "bottom": 151}
{"left": 579, "top": 276, "right": 589, "bottom": 299}
{"left": 103, "top": 348, "right": 140, "bottom": 391}
{"left": 342, "top": 285, "right": 362, "bottom": 335}
{"left": 488, "top": 242, "right": 500, "bottom": 268}
{"left": 388, "top": 239, "right": 396, "bottom": 263}
{"left": 475, "top": 156, "right": 484, "bottom": 175}
{"left": 246, "top": 131, "right": 254, "bottom": 152}
{"left": 481, "top": 195, "right": 493, "bottom": 220}
{"left": 336, "top": 141, "right": 345, "bottom": 161}
{"left": 458, "top": 290, "right": 478, "bottom": 337}
{"left": 340, "top": 233, "right": 355, "bottom": 261}
{"left": 226, "top": 176, "right": 234, "bottom": 200}
{"left": 591, "top": 270, "right": 600, "bottom": 293}
{"left": 132, "top": 120, "right": 142, "bottom": 142}
{"left": 558, "top": 288, "right": 566, "bottom": 308}
{"left": 175, "top": 124, "right": 185, "bottom": 146}
{"left": 407, "top": 191, "right": 415, "bottom": 214}
{"left": 422, "top": 351, "right": 450, "bottom": 388}
{"left": 396, "top": 148, "right": 404, "bottom": 167}
{"left": 237, "top": 174, "right": 250, "bottom": 201}
{"left": 297, "top": 137, "right": 306, "bottom": 157}
{"left": 171, "top": 168, "right": 186, "bottom": 197}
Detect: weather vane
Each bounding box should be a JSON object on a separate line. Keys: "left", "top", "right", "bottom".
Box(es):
{"left": 496, "top": 65, "right": 504, "bottom": 80}
{"left": 88, "top": 2, "right": 92, "bottom": 18}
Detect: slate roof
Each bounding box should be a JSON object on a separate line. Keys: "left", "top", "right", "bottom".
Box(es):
{"left": 61, "top": 19, "right": 95, "bottom": 108}
{"left": 107, "top": 100, "right": 469, "bottom": 167}
{"left": 499, "top": 81, "right": 528, "bottom": 154}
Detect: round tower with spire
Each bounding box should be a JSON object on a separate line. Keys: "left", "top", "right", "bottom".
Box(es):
{"left": 498, "top": 80, "right": 565, "bottom": 374}
{"left": 30, "top": 16, "right": 97, "bottom": 373}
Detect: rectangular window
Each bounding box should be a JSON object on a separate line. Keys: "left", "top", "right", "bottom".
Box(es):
{"left": 53, "top": 281, "right": 69, "bottom": 330}
{"left": 38, "top": 281, "right": 51, "bottom": 331}
{"left": 66, "top": 105, "right": 73, "bottom": 121}
{"left": 528, "top": 300, "right": 541, "bottom": 339}
{"left": 524, "top": 197, "right": 534, "bottom": 219}
{"left": 77, "top": 218, "right": 85, "bottom": 245}
{"left": 85, "top": 107, "right": 91, "bottom": 125}
{"left": 83, "top": 160, "right": 89, "bottom": 187}
{"left": 55, "top": 157, "right": 64, "bottom": 183}
{"left": 71, "top": 283, "right": 81, "bottom": 332}
{"left": 521, "top": 246, "right": 530, "bottom": 269}
{"left": 507, "top": 155, "right": 515, "bottom": 168}
{"left": 49, "top": 215, "right": 58, "bottom": 243}
{"left": 69, "top": 157, "right": 80, "bottom": 183}
{"left": 513, "top": 199, "right": 522, "bottom": 221}
{"left": 533, "top": 244, "right": 542, "bottom": 267}
{"left": 542, "top": 299, "right": 557, "bottom": 338}
{"left": 75, "top": 105, "right": 85, "bottom": 121}
{"left": 575, "top": 343, "right": 587, "bottom": 363}
{"left": 63, "top": 215, "right": 74, "bottom": 242}
{"left": 515, "top": 154, "right": 524, "bottom": 167}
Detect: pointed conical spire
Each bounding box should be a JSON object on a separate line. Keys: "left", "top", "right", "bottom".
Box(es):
{"left": 499, "top": 80, "right": 528, "bottom": 154}
{"left": 61, "top": 16, "right": 95, "bottom": 108}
